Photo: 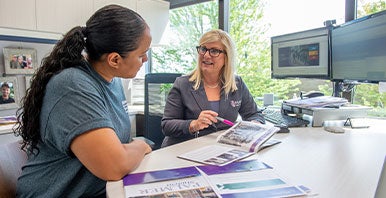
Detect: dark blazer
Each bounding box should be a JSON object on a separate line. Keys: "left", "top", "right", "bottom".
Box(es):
{"left": 161, "top": 75, "right": 265, "bottom": 147}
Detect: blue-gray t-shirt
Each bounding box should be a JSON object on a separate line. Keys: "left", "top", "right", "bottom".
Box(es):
{"left": 17, "top": 63, "right": 131, "bottom": 197}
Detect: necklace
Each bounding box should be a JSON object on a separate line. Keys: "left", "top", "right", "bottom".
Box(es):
{"left": 205, "top": 82, "right": 219, "bottom": 88}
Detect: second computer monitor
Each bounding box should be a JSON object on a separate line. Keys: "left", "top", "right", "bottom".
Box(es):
{"left": 271, "top": 27, "right": 331, "bottom": 79}
{"left": 331, "top": 10, "right": 386, "bottom": 83}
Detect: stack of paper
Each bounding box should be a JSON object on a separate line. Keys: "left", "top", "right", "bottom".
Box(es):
{"left": 284, "top": 96, "right": 348, "bottom": 109}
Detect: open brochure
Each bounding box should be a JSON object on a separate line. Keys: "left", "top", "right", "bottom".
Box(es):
{"left": 216, "top": 121, "right": 280, "bottom": 152}
{"left": 178, "top": 121, "right": 280, "bottom": 166}
{"left": 123, "top": 160, "right": 309, "bottom": 198}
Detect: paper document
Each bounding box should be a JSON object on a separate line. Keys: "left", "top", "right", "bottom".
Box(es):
{"left": 123, "top": 166, "right": 218, "bottom": 198}
{"left": 178, "top": 144, "right": 254, "bottom": 166}
{"left": 178, "top": 121, "right": 280, "bottom": 166}
{"left": 123, "top": 160, "right": 309, "bottom": 198}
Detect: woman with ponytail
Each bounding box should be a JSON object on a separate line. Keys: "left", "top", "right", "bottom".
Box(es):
{"left": 15, "top": 5, "right": 152, "bottom": 197}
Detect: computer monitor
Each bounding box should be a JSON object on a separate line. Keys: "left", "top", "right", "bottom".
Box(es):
{"left": 271, "top": 27, "right": 331, "bottom": 79}
{"left": 331, "top": 10, "right": 386, "bottom": 83}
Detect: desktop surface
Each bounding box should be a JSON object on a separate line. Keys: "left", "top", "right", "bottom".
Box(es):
{"left": 107, "top": 119, "right": 386, "bottom": 198}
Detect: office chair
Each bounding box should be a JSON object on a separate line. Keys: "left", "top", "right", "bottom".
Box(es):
{"left": 143, "top": 73, "right": 182, "bottom": 150}
{"left": 0, "top": 140, "right": 27, "bottom": 197}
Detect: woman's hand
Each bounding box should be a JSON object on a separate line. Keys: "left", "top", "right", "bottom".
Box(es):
{"left": 189, "top": 110, "right": 218, "bottom": 133}
{"left": 129, "top": 138, "right": 152, "bottom": 154}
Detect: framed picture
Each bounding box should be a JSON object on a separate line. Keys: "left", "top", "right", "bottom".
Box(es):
{"left": 25, "top": 76, "right": 32, "bottom": 90}
{"left": 3, "top": 47, "right": 37, "bottom": 75}
{"left": 0, "top": 77, "right": 20, "bottom": 110}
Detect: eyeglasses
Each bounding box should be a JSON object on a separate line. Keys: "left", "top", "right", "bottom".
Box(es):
{"left": 196, "top": 46, "right": 226, "bottom": 57}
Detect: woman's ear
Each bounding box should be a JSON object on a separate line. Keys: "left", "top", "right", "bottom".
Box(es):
{"left": 106, "top": 52, "right": 120, "bottom": 69}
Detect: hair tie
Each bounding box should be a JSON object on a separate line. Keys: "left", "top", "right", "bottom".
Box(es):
{"left": 81, "top": 26, "right": 87, "bottom": 42}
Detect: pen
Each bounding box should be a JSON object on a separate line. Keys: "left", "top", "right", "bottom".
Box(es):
{"left": 216, "top": 116, "right": 234, "bottom": 126}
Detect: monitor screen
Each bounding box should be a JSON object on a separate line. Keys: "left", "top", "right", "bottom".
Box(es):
{"left": 271, "top": 27, "right": 330, "bottom": 79}
{"left": 331, "top": 10, "right": 386, "bottom": 83}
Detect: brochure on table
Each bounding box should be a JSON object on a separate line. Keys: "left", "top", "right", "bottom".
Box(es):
{"left": 123, "top": 160, "right": 309, "bottom": 198}
{"left": 178, "top": 121, "right": 280, "bottom": 166}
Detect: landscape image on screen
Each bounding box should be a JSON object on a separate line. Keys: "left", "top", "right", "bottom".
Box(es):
{"left": 278, "top": 43, "right": 320, "bottom": 67}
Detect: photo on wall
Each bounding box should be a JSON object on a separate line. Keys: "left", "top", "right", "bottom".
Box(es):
{"left": 25, "top": 76, "right": 32, "bottom": 90}
{"left": 3, "top": 47, "right": 37, "bottom": 75}
{"left": 0, "top": 77, "right": 19, "bottom": 110}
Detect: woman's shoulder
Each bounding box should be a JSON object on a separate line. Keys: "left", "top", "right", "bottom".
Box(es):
{"left": 231, "top": 75, "right": 249, "bottom": 92}
{"left": 56, "top": 67, "right": 89, "bottom": 82}
{"left": 176, "top": 75, "right": 190, "bottom": 80}
{"left": 174, "top": 75, "right": 191, "bottom": 84}
{"left": 233, "top": 74, "right": 244, "bottom": 85}
{"left": 234, "top": 74, "right": 242, "bottom": 80}
{"left": 173, "top": 75, "right": 193, "bottom": 89}
{"left": 49, "top": 67, "right": 95, "bottom": 90}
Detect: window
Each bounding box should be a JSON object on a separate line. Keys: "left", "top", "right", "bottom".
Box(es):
{"left": 228, "top": 0, "right": 344, "bottom": 106}
{"left": 151, "top": 1, "right": 218, "bottom": 73}
{"left": 151, "top": 0, "right": 386, "bottom": 117}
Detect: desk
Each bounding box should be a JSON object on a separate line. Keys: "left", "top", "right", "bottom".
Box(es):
{"left": 107, "top": 119, "right": 386, "bottom": 198}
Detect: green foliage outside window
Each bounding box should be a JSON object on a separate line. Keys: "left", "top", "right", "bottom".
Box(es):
{"left": 152, "top": 1, "right": 300, "bottom": 106}
{"left": 152, "top": 0, "right": 386, "bottom": 116}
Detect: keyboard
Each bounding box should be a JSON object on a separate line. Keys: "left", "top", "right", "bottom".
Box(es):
{"left": 262, "top": 108, "right": 310, "bottom": 127}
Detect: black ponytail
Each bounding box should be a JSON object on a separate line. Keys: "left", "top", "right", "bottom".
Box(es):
{"left": 15, "top": 26, "right": 86, "bottom": 154}
{"left": 15, "top": 4, "right": 148, "bottom": 154}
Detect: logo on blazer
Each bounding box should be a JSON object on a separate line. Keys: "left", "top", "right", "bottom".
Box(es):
{"left": 230, "top": 100, "right": 241, "bottom": 107}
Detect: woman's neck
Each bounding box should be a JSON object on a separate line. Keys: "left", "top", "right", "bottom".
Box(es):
{"left": 203, "top": 78, "right": 220, "bottom": 89}
{"left": 202, "top": 73, "right": 220, "bottom": 86}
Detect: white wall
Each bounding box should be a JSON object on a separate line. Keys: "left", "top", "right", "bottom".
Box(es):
{"left": 0, "top": 0, "right": 169, "bottom": 46}
{"left": 0, "top": 0, "right": 169, "bottom": 143}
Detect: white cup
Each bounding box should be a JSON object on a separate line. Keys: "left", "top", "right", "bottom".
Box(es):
{"left": 263, "top": 93, "right": 274, "bottom": 106}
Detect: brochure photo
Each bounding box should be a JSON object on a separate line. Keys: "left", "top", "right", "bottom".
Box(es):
{"left": 216, "top": 121, "right": 279, "bottom": 153}
{"left": 178, "top": 121, "right": 280, "bottom": 166}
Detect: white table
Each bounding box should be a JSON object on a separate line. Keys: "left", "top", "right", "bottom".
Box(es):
{"left": 107, "top": 119, "right": 386, "bottom": 198}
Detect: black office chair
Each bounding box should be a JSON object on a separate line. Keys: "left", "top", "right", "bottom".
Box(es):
{"left": 143, "top": 73, "right": 182, "bottom": 150}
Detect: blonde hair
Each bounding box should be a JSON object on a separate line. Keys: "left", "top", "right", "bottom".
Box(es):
{"left": 189, "top": 29, "right": 237, "bottom": 96}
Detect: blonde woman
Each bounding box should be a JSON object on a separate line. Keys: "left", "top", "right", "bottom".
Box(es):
{"left": 161, "top": 29, "right": 265, "bottom": 147}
